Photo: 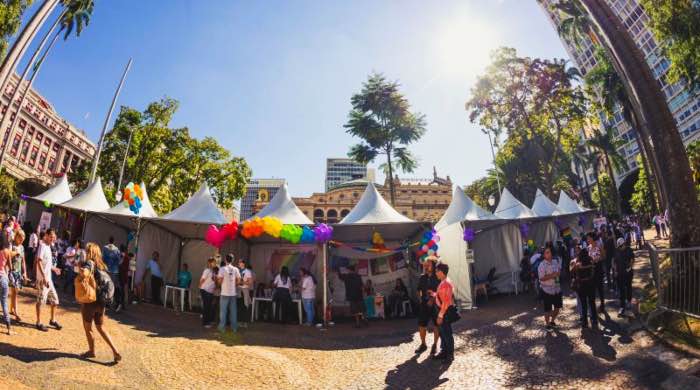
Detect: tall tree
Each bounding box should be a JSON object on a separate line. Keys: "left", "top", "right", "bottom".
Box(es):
{"left": 465, "top": 48, "right": 584, "bottom": 202}
{"left": 344, "top": 73, "right": 426, "bottom": 206}
{"left": 0, "top": 0, "right": 33, "bottom": 58}
{"left": 586, "top": 126, "right": 628, "bottom": 217}
{"left": 546, "top": 0, "right": 700, "bottom": 246}
{"left": 74, "top": 98, "right": 252, "bottom": 215}
{"left": 630, "top": 155, "right": 653, "bottom": 217}
{"left": 640, "top": 0, "right": 700, "bottom": 94}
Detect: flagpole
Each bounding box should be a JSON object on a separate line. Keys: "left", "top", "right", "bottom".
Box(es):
{"left": 90, "top": 58, "right": 132, "bottom": 184}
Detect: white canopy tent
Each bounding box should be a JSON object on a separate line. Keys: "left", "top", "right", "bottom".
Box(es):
{"left": 253, "top": 183, "right": 313, "bottom": 225}
{"left": 494, "top": 187, "right": 536, "bottom": 219}
{"left": 558, "top": 190, "right": 589, "bottom": 214}
{"left": 340, "top": 182, "right": 413, "bottom": 224}
{"left": 51, "top": 177, "right": 111, "bottom": 239}
{"left": 527, "top": 189, "right": 564, "bottom": 247}
{"left": 23, "top": 174, "right": 73, "bottom": 231}
{"left": 531, "top": 189, "right": 566, "bottom": 217}
{"left": 136, "top": 183, "right": 227, "bottom": 302}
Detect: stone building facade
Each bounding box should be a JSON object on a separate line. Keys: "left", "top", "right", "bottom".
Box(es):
{"left": 253, "top": 168, "right": 453, "bottom": 223}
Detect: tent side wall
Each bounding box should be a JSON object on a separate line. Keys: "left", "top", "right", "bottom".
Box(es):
{"left": 436, "top": 222, "right": 472, "bottom": 310}
{"left": 470, "top": 222, "right": 523, "bottom": 294}
{"left": 528, "top": 220, "right": 559, "bottom": 247}
{"left": 135, "top": 223, "right": 182, "bottom": 301}
{"left": 83, "top": 214, "right": 129, "bottom": 248}
{"left": 180, "top": 239, "right": 219, "bottom": 307}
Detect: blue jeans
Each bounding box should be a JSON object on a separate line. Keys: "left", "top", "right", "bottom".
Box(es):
{"left": 0, "top": 274, "right": 9, "bottom": 326}
{"left": 439, "top": 318, "right": 454, "bottom": 356}
{"left": 218, "top": 295, "right": 237, "bottom": 332}
{"left": 302, "top": 298, "right": 315, "bottom": 325}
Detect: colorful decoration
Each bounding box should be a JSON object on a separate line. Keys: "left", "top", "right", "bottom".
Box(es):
{"left": 300, "top": 226, "right": 316, "bottom": 244}
{"left": 463, "top": 228, "right": 475, "bottom": 242}
{"left": 222, "top": 221, "right": 239, "bottom": 240}
{"left": 280, "top": 224, "right": 303, "bottom": 244}
{"left": 313, "top": 223, "right": 333, "bottom": 243}
{"left": 519, "top": 223, "right": 530, "bottom": 238}
{"left": 20, "top": 194, "right": 29, "bottom": 200}
{"left": 527, "top": 239, "right": 535, "bottom": 252}
{"left": 43, "top": 200, "right": 51, "bottom": 208}
{"left": 127, "top": 231, "right": 135, "bottom": 243}
{"left": 122, "top": 182, "right": 144, "bottom": 215}
{"left": 371, "top": 231, "right": 385, "bottom": 249}
{"left": 241, "top": 217, "right": 265, "bottom": 239}
{"left": 554, "top": 218, "right": 562, "bottom": 229}
{"left": 416, "top": 229, "right": 439, "bottom": 261}
{"left": 561, "top": 226, "right": 573, "bottom": 240}
{"left": 205, "top": 220, "right": 239, "bottom": 248}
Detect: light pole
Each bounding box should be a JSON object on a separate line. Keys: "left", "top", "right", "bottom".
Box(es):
{"left": 115, "top": 125, "right": 135, "bottom": 202}
{"left": 482, "top": 128, "right": 502, "bottom": 196}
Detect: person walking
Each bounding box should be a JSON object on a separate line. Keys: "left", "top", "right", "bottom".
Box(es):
{"left": 416, "top": 257, "right": 440, "bottom": 355}
{"left": 538, "top": 247, "right": 562, "bottom": 331}
{"left": 217, "top": 254, "right": 241, "bottom": 333}
{"left": 299, "top": 267, "right": 316, "bottom": 326}
{"left": 236, "top": 259, "right": 253, "bottom": 327}
{"left": 35, "top": 229, "right": 62, "bottom": 332}
{"left": 76, "top": 243, "right": 121, "bottom": 363}
{"left": 102, "top": 238, "right": 122, "bottom": 309}
{"left": 142, "top": 251, "right": 163, "bottom": 305}
{"left": 199, "top": 257, "right": 217, "bottom": 327}
{"left": 0, "top": 244, "right": 15, "bottom": 334}
{"left": 602, "top": 230, "right": 616, "bottom": 290}
{"left": 586, "top": 233, "right": 606, "bottom": 313}
{"left": 118, "top": 250, "right": 130, "bottom": 312}
{"left": 571, "top": 249, "right": 598, "bottom": 330}
{"left": 8, "top": 230, "right": 27, "bottom": 323}
{"left": 338, "top": 265, "right": 366, "bottom": 328}
{"left": 433, "top": 263, "right": 455, "bottom": 362}
{"left": 272, "top": 266, "right": 293, "bottom": 323}
{"left": 27, "top": 227, "right": 38, "bottom": 281}
{"left": 615, "top": 238, "right": 635, "bottom": 316}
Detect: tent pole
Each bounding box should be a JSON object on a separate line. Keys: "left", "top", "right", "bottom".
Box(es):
{"left": 322, "top": 242, "right": 328, "bottom": 328}
{"left": 80, "top": 212, "right": 88, "bottom": 241}
{"left": 131, "top": 218, "right": 142, "bottom": 292}
{"left": 177, "top": 239, "right": 186, "bottom": 274}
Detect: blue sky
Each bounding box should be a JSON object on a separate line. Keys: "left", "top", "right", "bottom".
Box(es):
{"left": 17, "top": 0, "right": 568, "bottom": 197}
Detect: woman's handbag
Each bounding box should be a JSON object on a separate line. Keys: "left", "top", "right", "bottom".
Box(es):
{"left": 445, "top": 305, "right": 461, "bottom": 324}
{"left": 75, "top": 268, "right": 97, "bottom": 304}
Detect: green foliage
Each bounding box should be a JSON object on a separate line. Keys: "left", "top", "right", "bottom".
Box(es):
{"left": 687, "top": 139, "right": 700, "bottom": 201}
{"left": 92, "top": 97, "right": 252, "bottom": 215}
{"left": 641, "top": 0, "right": 700, "bottom": 93}
{"left": 0, "top": 168, "right": 17, "bottom": 209}
{"left": 630, "top": 155, "right": 652, "bottom": 216}
{"left": 59, "top": 0, "right": 94, "bottom": 39}
{"left": 0, "top": 0, "right": 32, "bottom": 58}
{"left": 463, "top": 171, "right": 501, "bottom": 211}
{"left": 584, "top": 47, "right": 633, "bottom": 123}
{"left": 344, "top": 73, "right": 426, "bottom": 205}
{"left": 465, "top": 47, "right": 585, "bottom": 202}
{"left": 591, "top": 173, "right": 616, "bottom": 216}
{"left": 547, "top": 0, "right": 599, "bottom": 49}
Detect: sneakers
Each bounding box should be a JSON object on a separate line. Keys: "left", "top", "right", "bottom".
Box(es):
{"left": 430, "top": 344, "right": 437, "bottom": 356}
{"left": 36, "top": 323, "right": 48, "bottom": 332}
{"left": 49, "top": 320, "right": 62, "bottom": 330}
{"left": 618, "top": 308, "right": 626, "bottom": 316}
{"left": 415, "top": 344, "right": 427, "bottom": 354}
{"left": 549, "top": 320, "right": 557, "bottom": 329}
{"left": 545, "top": 323, "right": 553, "bottom": 331}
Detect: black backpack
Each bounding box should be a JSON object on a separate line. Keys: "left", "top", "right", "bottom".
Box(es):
{"left": 94, "top": 268, "right": 115, "bottom": 305}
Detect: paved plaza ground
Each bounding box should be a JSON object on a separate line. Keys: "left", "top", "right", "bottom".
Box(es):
{"left": 1, "top": 241, "right": 698, "bottom": 389}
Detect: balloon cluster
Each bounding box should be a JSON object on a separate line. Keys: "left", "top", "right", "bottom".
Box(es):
{"left": 238, "top": 217, "right": 334, "bottom": 244}
{"left": 313, "top": 223, "right": 333, "bottom": 243}
{"left": 123, "top": 182, "right": 143, "bottom": 215}
{"left": 463, "top": 228, "right": 475, "bottom": 242}
{"left": 241, "top": 217, "right": 265, "bottom": 238}
{"left": 280, "top": 224, "right": 303, "bottom": 244}
{"left": 416, "top": 229, "right": 440, "bottom": 261}
{"left": 519, "top": 223, "right": 530, "bottom": 239}
{"left": 205, "top": 220, "right": 239, "bottom": 248}
{"left": 371, "top": 231, "right": 385, "bottom": 249}
{"left": 527, "top": 239, "right": 535, "bottom": 253}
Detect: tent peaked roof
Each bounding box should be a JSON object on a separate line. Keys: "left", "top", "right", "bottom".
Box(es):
{"left": 59, "top": 177, "right": 110, "bottom": 212}
{"left": 531, "top": 189, "right": 566, "bottom": 217}
{"left": 33, "top": 174, "right": 72, "bottom": 204}
{"left": 340, "top": 182, "right": 413, "bottom": 224}
{"left": 106, "top": 182, "right": 158, "bottom": 218}
{"left": 495, "top": 188, "right": 536, "bottom": 219}
{"left": 252, "top": 183, "right": 312, "bottom": 224}
{"left": 436, "top": 186, "right": 496, "bottom": 229}
{"left": 557, "top": 191, "right": 587, "bottom": 214}
{"left": 162, "top": 182, "right": 227, "bottom": 224}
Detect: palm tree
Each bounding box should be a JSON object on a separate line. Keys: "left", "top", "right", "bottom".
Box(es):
{"left": 547, "top": 0, "right": 700, "bottom": 246}
{"left": 587, "top": 126, "right": 627, "bottom": 216}
{"left": 573, "top": 142, "right": 593, "bottom": 205}
{"left": 344, "top": 73, "right": 427, "bottom": 206}
{"left": 0, "top": 0, "right": 94, "bottom": 169}
{"left": 549, "top": 0, "right": 598, "bottom": 48}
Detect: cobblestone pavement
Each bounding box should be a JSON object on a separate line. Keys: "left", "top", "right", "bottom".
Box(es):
{"left": 0, "top": 249, "right": 697, "bottom": 389}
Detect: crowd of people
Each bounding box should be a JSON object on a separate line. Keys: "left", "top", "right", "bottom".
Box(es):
{"left": 519, "top": 215, "right": 652, "bottom": 333}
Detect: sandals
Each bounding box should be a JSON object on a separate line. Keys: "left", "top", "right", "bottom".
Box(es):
{"left": 36, "top": 323, "right": 48, "bottom": 332}
{"left": 49, "top": 320, "right": 62, "bottom": 330}
{"left": 113, "top": 353, "right": 122, "bottom": 363}
{"left": 80, "top": 351, "right": 97, "bottom": 359}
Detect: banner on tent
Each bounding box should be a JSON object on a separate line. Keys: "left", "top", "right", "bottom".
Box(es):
{"left": 17, "top": 201, "right": 26, "bottom": 225}
{"left": 38, "top": 211, "right": 52, "bottom": 233}
{"left": 266, "top": 249, "right": 316, "bottom": 281}
{"left": 593, "top": 217, "right": 607, "bottom": 230}
{"left": 331, "top": 253, "right": 406, "bottom": 277}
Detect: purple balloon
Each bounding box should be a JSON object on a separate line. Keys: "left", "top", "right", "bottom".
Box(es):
{"left": 463, "top": 228, "right": 475, "bottom": 242}
{"left": 519, "top": 223, "right": 530, "bottom": 238}
{"left": 313, "top": 223, "right": 333, "bottom": 243}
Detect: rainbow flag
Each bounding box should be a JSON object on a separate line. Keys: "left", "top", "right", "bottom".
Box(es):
{"left": 561, "top": 226, "right": 573, "bottom": 239}
{"left": 267, "top": 249, "right": 316, "bottom": 280}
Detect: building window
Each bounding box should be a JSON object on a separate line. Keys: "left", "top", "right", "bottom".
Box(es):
{"left": 44, "top": 138, "right": 51, "bottom": 148}
{"left": 52, "top": 143, "right": 59, "bottom": 152}
{"left": 10, "top": 134, "right": 21, "bottom": 156}
{"left": 340, "top": 209, "right": 350, "bottom": 218}
{"left": 313, "top": 209, "right": 325, "bottom": 224}
{"left": 20, "top": 141, "right": 30, "bottom": 161}
{"left": 18, "top": 119, "right": 26, "bottom": 129}
{"left": 36, "top": 132, "right": 43, "bottom": 142}
{"left": 48, "top": 157, "right": 55, "bottom": 172}
{"left": 327, "top": 209, "right": 338, "bottom": 224}
{"left": 39, "top": 152, "right": 47, "bottom": 171}
{"left": 29, "top": 146, "right": 38, "bottom": 166}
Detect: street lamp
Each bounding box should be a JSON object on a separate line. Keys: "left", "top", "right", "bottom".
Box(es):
{"left": 481, "top": 128, "right": 502, "bottom": 196}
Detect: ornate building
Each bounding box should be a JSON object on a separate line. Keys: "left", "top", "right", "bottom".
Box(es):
{"left": 253, "top": 168, "right": 453, "bottom": 223}
{"left": 1, "top": 74, "right": 95, "bottom": 186}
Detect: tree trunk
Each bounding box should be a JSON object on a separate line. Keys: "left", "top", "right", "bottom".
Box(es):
{"left": 593, "top": 163, "right": 605, "bottom": 214}
{"left": 632, "top": 128, "right": 659, "bottom": 215}
{"left": 580, "top": 0, "right": 700, "bottom": 247}
{"left": 0, "top": 13, "right": 64, "bottom": 168}
{"left": 580, "top": 159, "right": 593, "bottom": 206}
{"left": 0, "top": 0, "right": 60, "bottom": 101}
{"left": 386, "top": 148, "right": 396, "bottom": 206}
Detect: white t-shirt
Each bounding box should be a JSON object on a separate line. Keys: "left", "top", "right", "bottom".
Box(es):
{"left": 37, "top": 241, "right": 54, "bottom": 285}
{"left": 273, "top": 274, "right": 292, "bottom": 290}
{"left": 529, "top": 253, "right": 541, "bottom": 265}
{"left": 29, "top": 233, "right": 38, "bottom": 248}
{"left": 200, "top": 268, "right": 216, "bottom": 294}
{"left": 301, "top": 275, "right": 316, "bottom": 300}
{"left": 240, "top": 269, "right": 253, "bottom": 291}
{"left": 538, "top": 258, "right": 562, "bottom": 295}
{"left": 217, "top": 264, "right": 240, "bottom": 297}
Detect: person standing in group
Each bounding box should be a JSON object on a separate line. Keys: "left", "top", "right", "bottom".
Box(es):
{"left": 102, "top": 238, "right": 122, "bottom": 310}
{"left": 199, "top": 257, "right": 217, "bottom": 327}
{"left": 27, "top": 227, "right": 38, "bottom": 281}
{"left": 615, "top": 238, "right": 635, "bottom": 316}
{"left": 0, "top": 243, "right": 16, "bottom": 334}
{"left": 602, "top": 230, "right": 616, "bottom": 291}
{"left": 62, "top": 239, "right": 82, "bottom": 300}
{"left": 142, "top": 251, "right": 163, "bottom": 305}
{"left": 299, "top": 267, "right": 316, "bottom": 326}
{"left": 416, "top": 257, "right": 440, "bottom": 355}
{"left": 272, "top": 266, "right": 293, "bottom": 324}
{"left": 586, "top": 233, "right": 606, "bottom": 313}
{"left": 433, "top": 263, "right": 455, "bottom": 362}
{"left": 8, "top": 230, "right": 27, "bottom": 323}
{"left": 118, "top": 251, "right": 131, "bottom": 312}
{"left": 237, "top": 259, "right": 254, "bottom": 327}
{"left": 217, "top": 254, "right": 241, "bottom": 333}
{"left": 34, "top": 229, "right": 62, "bottom": 332}
{"left": 538, "top": 247, "right": 562, "bottom": 331}
{"left": 571, "top": 249, "right": 598, "bottom": 330}
{"left": 76, "top": 243, "right": 121, "bottom": 363}
{"left": 337, "top": 265, "right": 367, "bottom": 328}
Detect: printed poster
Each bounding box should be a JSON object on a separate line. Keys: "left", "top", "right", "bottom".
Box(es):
{"left": 17, "top": 201, "right": 26, "bottom": 225}
{"left": 38, "top": 211, "right": 52, "bottom": 233}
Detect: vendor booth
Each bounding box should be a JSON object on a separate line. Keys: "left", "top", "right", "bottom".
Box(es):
{"left": 21, "top": 174, "right": 73, "bottom": 233}
{"left": 52, "top": 177, "right": 111, "bottom": 240}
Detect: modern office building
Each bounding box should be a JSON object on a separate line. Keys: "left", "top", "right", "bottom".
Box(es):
{"left": 540, "top": 0, "right": 700, "bottom": 190}
{"left": 0, "top": 74, "right": 96, "bottom": 186}
{"left": 254, "top": 167, "right": 453, "bottom": 223}
{"left": 325, "top": 158, "right": 369, "bottom": 191}
{"left": 240, "top": 178, "right": 286, "bottom": 221}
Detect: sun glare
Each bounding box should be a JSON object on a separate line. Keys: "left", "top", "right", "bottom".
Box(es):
{"left": 433, "top": 13, "right": 500, "bottom": 80}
